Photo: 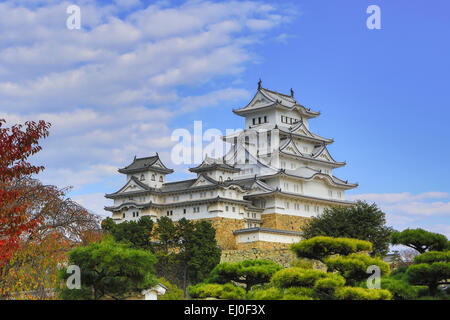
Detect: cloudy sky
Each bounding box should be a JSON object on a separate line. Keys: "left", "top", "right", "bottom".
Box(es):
{"left": 1, "top": 0, "right": 449, "bottom": 236}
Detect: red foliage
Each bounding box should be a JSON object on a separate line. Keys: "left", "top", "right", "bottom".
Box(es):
{"left": 0, "top": 119, "right": 51, "bottom": 265}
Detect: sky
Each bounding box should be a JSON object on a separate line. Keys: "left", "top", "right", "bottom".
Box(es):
{"left": 0, "top": 0, "right": 449, "bottom": 236}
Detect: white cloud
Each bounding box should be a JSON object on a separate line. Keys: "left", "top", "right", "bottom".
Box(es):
{"left": 348, "top": 192, "right": 450, "bottom": 237}
{"left": 0, "top": 0, "right": 295, "bottom": 194}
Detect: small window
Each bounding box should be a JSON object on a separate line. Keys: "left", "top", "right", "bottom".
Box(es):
{"left": 264, "top": 116, "right": 267, "bottom": 123}
{"left": 123, "top": 213, "right": 126, "bottom": 218}
{"left": 140, "top": 174, "right": 145, "bottom": 181}
{"left": 258, "top": 117, "right": 261, "bottom": 124}
{"left": 225, "top": 206, "right": 229, "bottom": 212}
{"left": 151, "top": 174, "right": 156, "bottom": 181}
{"left": 252, "top": 118, "right": 256, "bottom": 125}
{"left": 183, "top": 209, "right": 186, "bottom": 214}
{"left": 159, "top": 176, "right": 163, "bottom": 182}
{"left": 219, "top": 176, "right": 223, "bottom": 183}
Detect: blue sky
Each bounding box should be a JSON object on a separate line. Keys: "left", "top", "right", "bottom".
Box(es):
{"left": 0, "top": 0, "right": 448, "bottom": 236}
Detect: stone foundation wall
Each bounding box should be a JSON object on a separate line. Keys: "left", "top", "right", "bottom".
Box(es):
{"left": 192, "top": 217, "right": 246, "bottom": 250}
{"left": 261, "top": 213, "right": 310, "bottom": 232}
{"left": 220, "top": 247, "right": 297, "bottom": 268}
{"left": 235, "top": 241, "right": 292, "bottom": 251}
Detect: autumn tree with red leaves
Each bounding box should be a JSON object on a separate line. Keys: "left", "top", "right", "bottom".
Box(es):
{"left": 0, "top": 119, "right": 102, "bottom": 299}
{"left": 0, "top": 119, "right": 51, "bottom": 265}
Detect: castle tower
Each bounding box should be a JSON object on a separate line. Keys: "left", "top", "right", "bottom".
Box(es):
{"left": 105, "top": 82, "right": 357, "bottom": 250}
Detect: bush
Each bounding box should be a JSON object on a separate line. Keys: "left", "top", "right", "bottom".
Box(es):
{"left": 246, "top": 287, "right": 284, "bottom": 300}
{"left": 187, "top": 283, "right": 245, "bottom": 300}
{"left": 324, "top": 253, "right": 390, "bottom": 285}
{"left": 207, "top": 259, "right": 282, "bottom": 291}
{"left": 379, "top": 278, "right": 418, "bottom": 300}
{"left": 158, "top": 277, "right": 184, "bottom": 300}
{"left": 282, "top": 287, "right": 315, "bottom": 300}
{"left": 290, "top": 259, "right": 313, "bottom": 269}
{"left": 406, "top": 251, "right": 450, "bottom": 296}
{"left": 334, "top": 287, "right": 392, "bottom": 300}
{"left": 414, "top": 251, "right": 450, "bottom": 264}
{"left": 290, "top": 236, "right": 372, "bottom": 261}
{"left": 271, "top": 268, "right": 345, "bottom": 290}
{"left": 391, "top": 229, "right": 448, "bottom": 253}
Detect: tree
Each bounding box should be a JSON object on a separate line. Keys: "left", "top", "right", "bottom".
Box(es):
{"left": 391, "top": 228, "right": 448, "bottom": 254}
{"left": 157, "top": 277, "right": 184, "bottom": 300}
{"left": 102, "top": 216, "right": 154, "bottom": 250}
{"left": 0, "top": 232, "right": 70, "bottom": 299}
{"left": 187, "top": 283, "right": 245, "bottom": 300}
{"left": 207, "top": 260, "right": 282, "bottom": 292}
{"left": 290, "top": 236, "right": 373, "bottom": 262}
{"left": 0, "top": 118, "right": 103, "bottom": 299}
{"left": 0, "top": 119, "right": 51, "bottom": 265}
{"left": 324, "top": 253, "right": 390, "bottom": 286}
{"left": 301, "top": 201, "right": 393, "bottom": 256}
{"left": 334, "top": 286, "right": 392, "bottom": 300}
{"left": 182, "top": 220, "right": 221, "bottom": 285}
{"left": 105, "top": 216, "right": 221, "bottom": 294}
{"left": 58, "top": 238, "right": 157, "bottom": 300}
{"left": 0, "top": 178, "right": 102, "bottom": 299}
{"left": 406, "top": 251, "right": 450, "bottom": 296}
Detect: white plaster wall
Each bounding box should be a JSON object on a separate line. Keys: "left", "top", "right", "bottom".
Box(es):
{"left": 236, "top": 232, "right": 301, "bottom": 244}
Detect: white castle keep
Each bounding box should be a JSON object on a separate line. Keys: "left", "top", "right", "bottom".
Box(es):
{"left": 105, "top": 82, "right": 357, "bottom": 249}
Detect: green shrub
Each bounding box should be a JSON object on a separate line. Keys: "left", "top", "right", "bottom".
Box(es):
{"left": 380, "top": 278, "right": 418, "bottom": 300}
{"left": 290, "top": 259, "right": 314, "bottom": 269}
{"left": 413, "top": 251, "right": 450, "bottom": 264}
{"left": 187, "top": 283, "right": 245, "bottom": 300}
{"left": 290, "top": 236, "right": 372, "bottom": 261}
{"left": 391, "top": 229, "right": 448, "bottom": 253}
{"left": 314, "top": 277, "right": 346, "bottom": 291}
{"left": 406, "top": 253, "right": 450, "bottom": 296}
{"left": 158, "top": 277, "right": 185, "bottom": 300}
{"left": 282, "top": 287, "right": 315, "bottom": 300}
{"left": 246, "top": 287, "right": 284, "bottom": 300}
{"left": 271, "top": 268, "right": 345, "bottom": 289}
{"left": 325, "top": 253, "right": 390, "bottom": 285}
{"left": 207, "top": 259, "right": 282, "bottom": 291}
{"left": 335, "top": 287, "right": 392, "bottom": 300}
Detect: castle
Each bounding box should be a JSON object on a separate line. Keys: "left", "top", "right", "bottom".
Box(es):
{"left": 105, "top": 82, "right": 357, "bottom": 251}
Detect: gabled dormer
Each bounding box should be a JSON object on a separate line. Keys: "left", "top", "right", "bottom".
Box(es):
{"left": 189, "top": 156, "right": 240, "bottom": 182}
{"left": 118, "top": 153, "right": 174, "bottom": 188}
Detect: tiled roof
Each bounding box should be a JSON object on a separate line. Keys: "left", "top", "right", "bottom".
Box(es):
{"left": 118, "top": 154, "right": 173, "bottom": 174}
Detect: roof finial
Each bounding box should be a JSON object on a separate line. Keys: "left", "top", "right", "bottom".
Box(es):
{"left": 133, "top": 155, "right": 136, "bottom": 161}
{"left": 290, "top": 88, "right": 294, "bottom": 97}
{"left": 258, "top": 78, "right": 262, "bottom": 89}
